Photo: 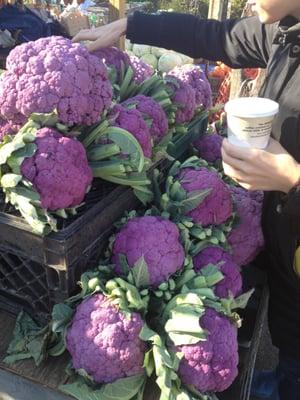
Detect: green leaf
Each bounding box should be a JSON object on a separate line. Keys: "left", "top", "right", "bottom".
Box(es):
{"left": 30, "top": 111, "right": 58, "bottom": 127}
{"left": 99, "top": 375, "right": 146, "bottom": 400}
{"left": 131, "top": 256, "right": 150, "bottom": 288}
{"left": 133, "top": 185, "right": 153, "bottom": 205}
{"left": 106, "top": 127, "right": 144, "bottom": 173}
{"left": 4, "top": 311, "right": 50, "bottom": 366}
{"left": 165, "top": 305, "right": 206, "bottom": 345}
{"left": 143, "top": 349, "right": 155, "bottom": 377}
{"left": 180, "top": 189, "right": 212, "bottom": 214}
{"left": 7, "top": 143, "right": 37, "bottom": 173}
{"left": 51, "top": 303, "right": 74, "bottom": 333}
{"left": 1, "top": 173, "right": 22, "bottom": 188}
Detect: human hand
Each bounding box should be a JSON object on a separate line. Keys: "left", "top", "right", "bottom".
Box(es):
{"left": 72, "top": 18, "right": 128, "bottom": 52}
{"left": 221, "top": 137, "right": 300, "bottom": 193}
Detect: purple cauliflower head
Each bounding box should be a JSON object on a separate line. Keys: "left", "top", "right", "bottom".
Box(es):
{"left": 193, "top": 133, "right": 223, "bottom": 163}
{"left": 193, "top": 246, "right": 242, "bottom": 298}
{"left": 228, "top": 186, "right": 264, "bottom": 267}
{"left": 112, "top": 216, "right": 185, "bottom": 287}
{"left": 129, "top": 55, "right": 153, "bottom": 83}
{"left": 168, "top": 64, "right": 212, "bottom": 109}
{"left": 0, "top": 36, "right": 113, "bottom": 126}
{"left": 92, "top": 47, "right": 131, "bottom": 78}
{"left": 122, "top": 95, "right": 168, "bottom": 143}
{"left": 109, "top": 104, "right": 152, "bottom": 158}
{"left": 66, "top": 294, "right": 146, "bottom": 384}
{"left": 174, "top": 308, "right": 238, "bottom": 393}
{"left": 179, "top": 167, "right": 233, "bottom": 226}
{"left": 21, "top": 127, "right": 93, "bottom": 210}
{"left": 165, "top": 76, "right": 196, "bottom": 124}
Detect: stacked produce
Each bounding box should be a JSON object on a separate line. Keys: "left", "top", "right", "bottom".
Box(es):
{"left": 2, "top": 35, "right": 266, "bottom": 400}
{"left": 0, "top": 39, "right": 210, "bottom": 235}
{"left": 126, "top": 40, "right": 194, "bottom": 73}
{"left": 5, "top": 147, "right": 263, "bottom": 399}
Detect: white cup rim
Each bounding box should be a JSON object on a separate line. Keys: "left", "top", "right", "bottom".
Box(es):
{"left": 225, "top": 97, "right": 279, "bottom": 118}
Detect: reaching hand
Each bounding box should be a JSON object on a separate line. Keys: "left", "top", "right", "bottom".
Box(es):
{"left": 72, "top": 18, "right": 128, "bottom": 52}
{"left": 221, "top": 137, "right": 300, "bottom": 193}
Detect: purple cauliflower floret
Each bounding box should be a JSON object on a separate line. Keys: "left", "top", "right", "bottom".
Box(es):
{"left": 193, "top": 246, "right": 242, "bottom": 298}
{"left": 129, "top": 55, "right": 153, "bottom": 83}
{"left": 112, "top": 216, "right": 185, "bottom": 287}
{"left": 174, "top": 308, "right": 238, "bottom": 393}
{"left": 66, "top": 294, "right": 146, "bottom": 384}
{"left": 165, "top": 76, "right": 196, "bottom": 124}
{"left": 92, "top": 47, "right": 130, "bottom": 78}
{"left": 193, "top": 133, "right": 223, "bottom": 163}
{"left": 0, "top": 118, "right": 16, "bottom": 141}
{"left": 122, "top": 95, "right": 168, "bottom": 143}
{"left": 0, "top": 36, "right": 113, "bottom": 126}
{"left": 179, "top": 167, "right": 233, "bottom": 226}
{"left": 228, "top": 186, "right": 264, "bottom": 267}
{"left": 21, "top": 127, "right": 93, "bottom": 210}
{"left": 168, "top": 64, "right": 212, "bottom": 109}
{"left": 110, "top": 104, "right": 152, "bottom": 158}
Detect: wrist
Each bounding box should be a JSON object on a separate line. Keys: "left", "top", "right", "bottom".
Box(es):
{"left": 114, "top": 18, "right": 127, "bottom": 37}
{"left": 283, "top": 162, "right": 300, "bottom": 193}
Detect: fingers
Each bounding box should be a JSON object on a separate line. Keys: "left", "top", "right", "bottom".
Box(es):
{"left": 221, "top": 143, "right": 246, "bottom": 172}
{"left": 72, "top": 29, "right": 95, "bottom": 43}
{"left": 222, "top": 138, "right": 255, "bottom": 160}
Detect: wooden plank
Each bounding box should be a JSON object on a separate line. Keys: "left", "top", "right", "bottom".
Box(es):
{"left": 0, "top": 310, "right": 69, "bottom": 390}
{"left": 0, "top": 369, "right": 72, "bottom": 400}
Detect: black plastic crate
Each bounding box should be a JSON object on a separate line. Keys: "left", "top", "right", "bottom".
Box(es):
{"left": 0, "top": 182, "right": 139, "bottom": 322}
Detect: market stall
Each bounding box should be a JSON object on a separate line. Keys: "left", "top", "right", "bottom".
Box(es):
{"left": 0, "top": 2, "right": 269, "bottom": 400}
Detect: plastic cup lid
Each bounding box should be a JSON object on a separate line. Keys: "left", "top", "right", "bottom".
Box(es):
{"left": 225, "top": 97, "right": 279, "bottom": 118}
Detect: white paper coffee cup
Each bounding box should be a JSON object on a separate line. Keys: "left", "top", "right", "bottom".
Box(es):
{"left": 224, "top": 97, "right": 279, "bottom": 148}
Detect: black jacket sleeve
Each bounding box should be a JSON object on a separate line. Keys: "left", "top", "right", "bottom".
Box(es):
{"left": 126, "top": 12, "right": 277, "bottom": 69}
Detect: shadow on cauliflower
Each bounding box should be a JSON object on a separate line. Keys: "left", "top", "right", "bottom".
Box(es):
{"left": 179, "top": 167, "right": 233, "bottom": 226}
{"left": 0, "top": 36, "right": 113, "bottom": 126}
{"left": 172, "top": 307, "right": 238, "bottom": 393}
{"left": 193, "top": 246, "right": 242, "bottom": 298}
{"left": 228, "top": 186, "right": 264, "bottom": 267}
{"left": 66, "top": 294, "right": 146, "bottom": 384}
{"left": 122, "top": 95, "right": 168, "bottom": 144}
{"left": 193, "top": 133, "right": 223, "bottom": 163}
{"left": 168, "top": 64, "right": 212, "bottom": 109}
{"left": 21, "top": 127, "right": 93, "bottom": 210}
{"left": 165, "top": 76, "right": 196, "bottom": 124}
{"left": 112, "top": 216, "right": 185, "bottom": 287}
{"left": 92, "top": 47, "right": 131, "bottom": 79}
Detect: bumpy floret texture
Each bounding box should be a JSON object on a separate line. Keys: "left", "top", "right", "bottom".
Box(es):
{"left": 0, "top": 36, "right": 113, "bottom": 126}
{"left": 0, "top": 118, "right": 16, "bottom": 141}
{"left": 21, "top": 127, "right": 93, "bottom": 210}
{"left": 228, "top": 186, "right": 264, "bottom": 267}
{"left": 122, "top": 95, "right": 168, "bottom": 143}
{"left": 92, "top": 47, "right": 130, "bottom": 78}
{"left": 129, "top": 55, "right": 153, "bottom": 83}
{"left": 66, "top": 294, "right": 146, "bottom": 384}
{"left": 193, "top": 246, "right": 242, "bottom": 298}
{"left": 179, "top": 167, "right": 233, "bottom": 226}
{"left": 168, "top": 64, "right": 212, "bottom": 109}
{"left": 175, "top": 308, "right": 238, "bottom": 392}
{"left": 165, "top": 76, "right": 196, "bottom": 124}
{"left": 112, "top": 216, "right": 185, "bottom": 287}
{"left": 110, "top": 104, "right": 152, "bottom": 158}
{"left": 193, "top": 133, "right": 223, "bottom": 163}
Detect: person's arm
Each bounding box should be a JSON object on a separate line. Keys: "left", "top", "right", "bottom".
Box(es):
{"left": 73, "top": 12, "right": 276, "bottom": 69}
{"left": 126, "top": 11, "right": 275, "bottom": 69}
